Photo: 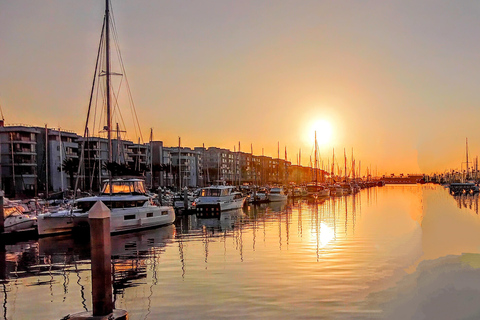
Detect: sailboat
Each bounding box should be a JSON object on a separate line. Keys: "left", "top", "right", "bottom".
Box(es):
{"left": 37, "top": 0, "right": 175, "bottom": 236}
{"left": 306, "top": 131, "right": 330, "bottom": 199}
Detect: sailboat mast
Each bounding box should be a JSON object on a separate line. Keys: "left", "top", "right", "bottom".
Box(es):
{"left": 466, "top": 137, "right": 469, "bottom": 180}
{"left": 105, "top": 0, "right": 112, "bottom": 164}
{"left": 314, "top": 131, "right": 318, "bottom": 185}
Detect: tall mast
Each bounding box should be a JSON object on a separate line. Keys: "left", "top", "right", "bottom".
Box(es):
{"left": 277, "top": 141, "right": 280, "bottom": 183}
{"left": 178, "top": 137, "right": 181, "bottom": 190}
{"left": 59, "top": 129, "right": 64, "bottom": 192}
{"left": 149, "top": 128, "right": 153, "bottom": 189}
{"left": 314, "top": 131, "right": 318, "bottom": 185}
{"left": 105, "top": 0, "right": 112, "bottom": 164}
{"left": 45, "top": 125, "right": 48, "bottom": 198}
{"left": 466, "top": 137, "right": 469, "bottom": 180}
{"left": 331, "top": 148, "right": 335, "bottom": 182}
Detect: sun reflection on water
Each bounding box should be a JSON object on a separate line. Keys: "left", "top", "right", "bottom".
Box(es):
{"left": 310, "top": 221, "right": 335, "bottom": 248}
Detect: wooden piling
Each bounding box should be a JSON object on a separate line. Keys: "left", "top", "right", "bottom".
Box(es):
{"left": 68, "top": 200, "right": 127, "bottom": 320}
{"left": 0, "top": 191, "right": 4, "bottom": 234}
{"left": 89, "top": 201, "right": 113, "bottom": 316}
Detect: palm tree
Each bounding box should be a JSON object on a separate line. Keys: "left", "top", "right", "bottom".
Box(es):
{"left": 60, "top": 157, "right": 79, "bottom": 190}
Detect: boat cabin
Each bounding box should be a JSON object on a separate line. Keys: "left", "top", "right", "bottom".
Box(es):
{"left": 199, "top": 187, "right": 233, "bottom": 197}
{"left": 102, "top": 179, "right": 147, "bottom": 195}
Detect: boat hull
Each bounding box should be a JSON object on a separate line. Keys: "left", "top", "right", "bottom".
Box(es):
{"left": 196, "top": 198, "right": 245, "bottom": 218}
{"left": 38, "top": 206, "right": 175, "bottom": 236}
{"left": 4, "top": 215, "right": 37, "bottom": 233}
{"left": 269, "top": 194, "right": 288, "bottom": 202}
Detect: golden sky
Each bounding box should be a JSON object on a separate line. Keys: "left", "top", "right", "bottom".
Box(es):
{"left": 2, "top": 1, "right": 480, "bottom": 175}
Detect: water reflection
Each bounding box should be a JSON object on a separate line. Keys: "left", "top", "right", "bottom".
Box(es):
{"left": 453, "top": 193, "right": 479, "bottom": 214}
{"left": 3, "top": 185, "right": 480, "bottom": 319}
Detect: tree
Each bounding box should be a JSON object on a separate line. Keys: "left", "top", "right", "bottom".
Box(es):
{"left": 60, "top": 157, "right": 79, "bottom": 190}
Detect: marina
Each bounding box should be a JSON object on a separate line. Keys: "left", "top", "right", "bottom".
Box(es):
{"left": 3, "top": 0, "right": 480, "bottom": 319}
{"left": 0, "top": 184, "right": 480, "bottom": 319}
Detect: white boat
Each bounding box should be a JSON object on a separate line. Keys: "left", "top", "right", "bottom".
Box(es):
{"left": 340, "top": 183, "right": 352, "bottom": 195}
{"left": 37, "top": 179, "right": 175, "bottom": 236}
{"left": 3, "top": 206, "right": 37, "bottom": 234}
{"left": 329, "top": 184, "right": 344, "bottom": 197}
{"left": 269, "top": 187, "right": 288, "bottom": 202}
{"left": 306, "top": 183, "right": 330, "bottom": 198}
{"left": 194, "top": 185, "right": 246, "bottom": 217}
{"left": 37, "top": 2, "right": 176, "bottom": 236}
{"left": 248, "top": 187, "right": 270, "bottom": 203}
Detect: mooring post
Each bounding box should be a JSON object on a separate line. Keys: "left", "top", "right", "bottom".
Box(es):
{"left": 183, "top": 189, "right": 189, "bottom": 210}
{"left": 89, "top": 200, "right": 113, "bottom": 316}
{"left": 66, "top": 201, "right": 127, "bottom": 319}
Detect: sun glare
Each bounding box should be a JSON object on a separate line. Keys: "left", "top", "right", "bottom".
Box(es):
{"left": 310, "top": 119, "right": 333, "bottom": 147}
{"left": 310, "top": 222, "right": 335, "bottom": 248}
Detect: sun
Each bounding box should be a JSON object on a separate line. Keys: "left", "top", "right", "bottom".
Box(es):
{"left": 309, "top": 119, "right": 333, "bottom": 147}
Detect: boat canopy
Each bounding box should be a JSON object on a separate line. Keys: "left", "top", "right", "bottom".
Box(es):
{"left": 102, "top": 179, "right": 147, "bottom": 195}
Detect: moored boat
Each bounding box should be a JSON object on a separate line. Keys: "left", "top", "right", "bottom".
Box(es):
{"left": 195, "top": 185, "right": 246, "bottom": 217}
{"left": 306, "top": 183, "right": 330, "bottom": 198}
{"left": 3, "top": 206, "right": 37, "bottom": 234}
{"left": 37, "top": 179, "right": 175, "bottom": 236}
{"left": 269, "top": 187, "right": 288, "bottom": 202}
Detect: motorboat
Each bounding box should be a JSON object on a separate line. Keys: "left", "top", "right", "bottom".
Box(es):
{"left": 306, "top": 183, "right": 330, "bottom": 198}
{"left": 249, "top": 187, "right": 270, "bottom": 204}
{"left": 3, "top": 205, "right": 37, "bottom": 234}
{"left": 37, "top": 178, "right": 175, "bottom": 236}
{"left": 194, "top": 185, "right": 246, "bottom": 218}
{"left": 329, "top": 184, "right": 344, "bottom": 197}
{"left": 340, "top": 183, "right": 352, "bottom": 195}
{"left": 269, "top": 187, "right": 288, "bottom": 202}
{"left": 449, "top": 182, "right": 479, "bottom": 195}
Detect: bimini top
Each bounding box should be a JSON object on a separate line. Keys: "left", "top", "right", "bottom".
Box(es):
{"left": 101, "top": 178, "right": 147, "bottom": 195}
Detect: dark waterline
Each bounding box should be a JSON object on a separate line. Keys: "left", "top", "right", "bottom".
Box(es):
{"left": 1, "top": 185, "right": 480, "bottom": 319}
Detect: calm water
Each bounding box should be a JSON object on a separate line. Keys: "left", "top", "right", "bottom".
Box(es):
{"left": 2, "top": 184, "right": 480, "bottom": 319}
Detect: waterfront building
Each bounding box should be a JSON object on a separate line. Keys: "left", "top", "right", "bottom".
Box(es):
{"left": 77, "top": 137, "right": 109, "bottom": 192}
{"left": 202, "top": 147, "right": 233, "bottom": 184}
{"left": 237, "top": 151, "right": 254, "bottom": 184}
{"left": 164, "top": 147, "right": 203, "bottom": 188}
{"left": 149, "top": 140, "right": 168, "bottom": 188}
{"left": 77, "top": 136, "right": 150, "bottom": 192}
{"left": 0, "top": 124, "right": 41, "bottom": 197}
{"left": 0, "top": 123, "right": 323, "bottom": 197}
{"left": 45, "top": 128, "right": 80, "bottom": 193}
{"left": 289, "top": 165, "right": 313, "bottom": 184}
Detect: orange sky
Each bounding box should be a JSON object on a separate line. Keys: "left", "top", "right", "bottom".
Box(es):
{"left": 2, "top": 1, "right": 480, "bottom": 175}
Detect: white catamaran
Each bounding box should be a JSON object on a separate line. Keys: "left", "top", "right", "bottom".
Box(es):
{"left": 38, "top": 0, "right": 175, "bottom": 236}
{"left": 37, "top": 178, "right": 174, "bottom": 236}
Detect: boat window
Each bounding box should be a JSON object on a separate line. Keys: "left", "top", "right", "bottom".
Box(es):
{"left": 201, "top": 189, "right": 221, "bottom": 197}
{"left": 146, "top": 212, "right": 153, "bottom": 217}
{"left": 102, "top": 180, "right": 146, "bottom": 195}
{"left": 124, "top": 214, "right": 136, "bottom": 220}
{"left": 134, "top": 181, "right": 146, "bottom": 194}
{"left": 125, "top": 201, "right": 137, "bottom": 207}
{"left": 103, "top": 182, "right": 134, "bottom": 194}
{"left": 161, "top": 210, "right": 169, "bottom": 215}
{"left": 78, "top": 201, "right": 95, "bottom": 212}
